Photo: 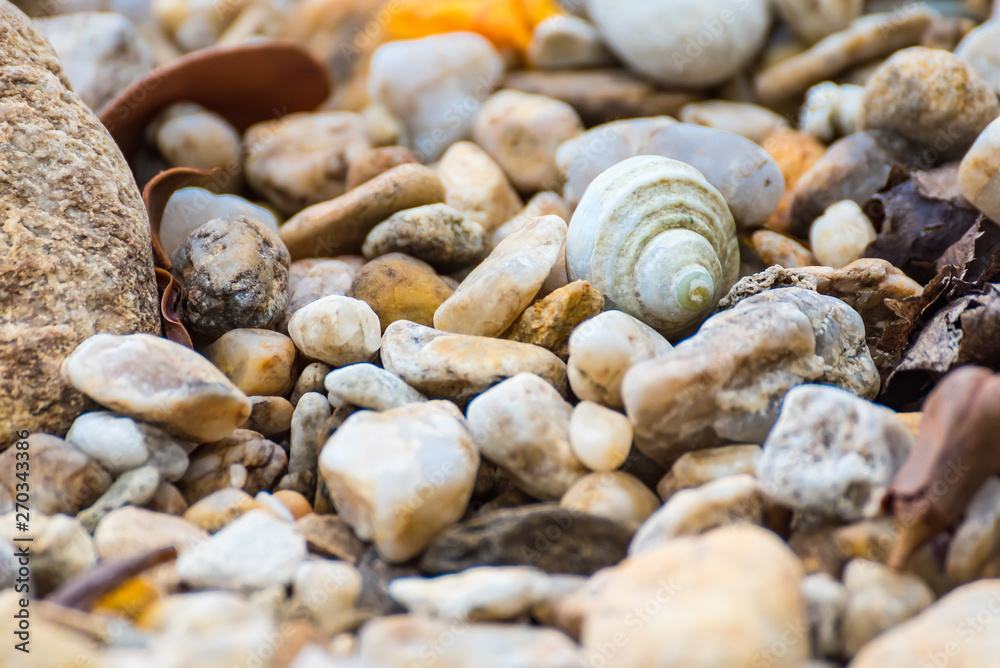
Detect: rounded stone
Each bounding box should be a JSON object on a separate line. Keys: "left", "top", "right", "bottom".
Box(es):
{"left": 324, "top": 363, "right": 427, "bottom": 411}
{"left": 350, "top": 253, "right": 454, "bottom": 331}
{"left": 568, "top": 401, "right": 633, "bottom": 472}
{"left": 160, "top": 187, "right": 278, "bottom": 259}
{"left": 438, "top": 141, "right": 524, "bottom": 233}
{"left": 362, "top": 203, "right": 487, "bottom": 272}
{"left": 156, "top": 105, "right": 241, "bottom": 172}
{"left": 959, "top": 115, "right": 1000, "bottom": 223}
{"left": 560, "top": 471, "right": 660, "bottom": 532}
{"left": 203, "top": 328, "right": 297, "bottom": 397}
{"left": 809, "top": 200, "right": 876, "bottom": 269}
{"left": 346, "top": 146, "right": 421, "bottom": 191}
{"left": 527, "top": 14, "right": 615, "bottom": 70}
{"left": 171, "top": 216, "right": 290, "bottom": 340}
{"left": 860, "top": 47, "right": 1000, "bottom": 158}
{"left": 287, "top": 295, "right": 381, "bottom": 367}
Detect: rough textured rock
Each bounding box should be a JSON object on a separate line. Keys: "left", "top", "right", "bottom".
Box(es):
{"left": 501, "top": 280, "right": 604, "bottom": 360}
{"left": 850, "top": 579, "right": 1000, "bottom": 668}
{"left": 177, "top": 429, "right": 287, "bottom": 503}
{"left": 756, "top": 384, "right": 913, "bottom": 521}
{"left": 319, "top": 400, "right": 479, "bottom": 563}
{"left": 574, "top": 526, "right": 808, "bottom": 668}
{"left": 467, "top": 373, "right": 587, "bottom": 500}
{"left": 361, "top": 203, "right": 486, "bottom": 272}
{"left": 350, "top": 253, "right": 455, "bottom": 331}
{"left": 171, "top": 216, "right": 290, "bottom": 340}
{"left": 381, "top": 320, "right": 568, "bottom": 406}
{"left": 623, "top": 287, "right": 880, "bottom": 466}
{"left": 0, "top": 2, "right": 160, "bottom": 446}
{"left": 420, "top": 504, "right": 633, "bottom": 575}
{"left": 62, "top": 333, "right": 252, "bottom": 443}
{"left": 0, "top": 432, "right": 110, "bottom": 515}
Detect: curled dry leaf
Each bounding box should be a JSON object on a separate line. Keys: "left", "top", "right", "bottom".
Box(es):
{"left": 883, "top": 366, "right": 1000, "bottom": 569}
{"left": 99, "top": 41, "right": 330, "bottom": 161}
{"left": 155, "top": 268, "right": 193, "bottom": 348}
{"left": 863, "top": 163, "right": 981, "bottom": 284}
{"left": 45, "top": 546, "right": 178, "bottom": 612}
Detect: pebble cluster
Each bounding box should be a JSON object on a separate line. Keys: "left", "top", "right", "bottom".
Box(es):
{"left": 5, "top": 0, "right": 1000, "bottom": 667}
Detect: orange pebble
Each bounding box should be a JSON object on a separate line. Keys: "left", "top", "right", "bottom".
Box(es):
{"left": 92, "top": 576, "right": 163, "bottom": 621}
{"left": 273, "top": 489, "right": 313, "bottom": 519}
{"left": 385, "top": 0, "right": 562, "bottom": 53}
{"left": 760, "top": 128, "right": 826, "bottom": 235}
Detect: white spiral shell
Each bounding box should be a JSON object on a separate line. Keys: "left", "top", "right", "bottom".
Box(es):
{"left": 566, "top": 155, "right": 739, "bottom": 339}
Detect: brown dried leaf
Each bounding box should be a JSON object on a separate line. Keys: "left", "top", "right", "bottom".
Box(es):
{"left": 99, "top": 41, "right": 330, "bottom": 161}
{"left": 142, "top": 167, "right": 224, "bottom": 270}
{"left": 883, "top": 366, "right": 1000, "bottom": 568}
{"left": 155, "top": 268, "right": 192, "bottom": 349}
{"left": 935, "top": 216, "right": 1000, "bottom": 283}
{"left": 864, "top": 164, "right": 981, "bottom": 284}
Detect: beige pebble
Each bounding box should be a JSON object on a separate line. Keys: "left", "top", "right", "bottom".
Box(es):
{"left": 286, "top": 258, "right": 359, "bottom": 324}
{"left": 473, "top": 89, "right": 584, "bottom": 193}
{"left": 959, "top": 115, "right": 1000, "bottom": 222}
{"left": 381, "top": 320, "right": 568, "bottom": 406}
{"left": 362, "top": 203, "right": 487, "bottom": 272}
{"left": 184, "top": 487, "right": 260, "bottom": 533}
{"left": 560, "top": 471, "right": 660, "bottom": 532}
{"left": 346, "top": 145, "right": 420, "bottom": 191}
{"left": 527, "top": 15, "right": 615, "bottom": 70}
{"left": 752, "top": 230, "right": 818, "bottom": 269}
{"left": 656, "top": 444, "right": 761, "bottom": 500}
{"left": 287, "top": 296, "right": 381, "bottom": 367}
{"left": 568, "top": 401, "right": 632, "bottom": 472}
{"left": 203, "top": 329, "right": 296, "bottom": 397}
{"left": 242, "top": 396, "right": 293, "bottom": 436}
{"left": 679, "top": 101, "right": 789, "bottom": 145}
{"left": 567, "top": 310, "right": 672, "bottom": 409}
{"left": 490, "top": 191, "right": 570, "bottom": 249}
{"left": 350, "top": 253, "right": 454, "bottom": 331}
{"left": 290, "top": 362, "right": 332, "bottom": 406}
{"left": 809, "top": 200, "right": 876, "bottom": 269}
{"left": 466, "top": 373, "right": 587, "bottom": 500}
{"left": 157, "top": 104, "right": 241, "bottom": 173}
{"left": 800, "top": 81, "right": 865, "bottom": 143}
{"left": 279, "top": 164, "right": 446, "bottom": 261}
{"left": 62, "top": 333, "right": 251, "bottom": 443}
{"left": 841, "top": 559, "right": 935, "bottom": 657}
{"left": 774, "top": 0, "right": 864, "bottom": 45}
{"left": 244, "top": 111, "right": 372, "bottom": 216}
{"left": 945, "top": 477, "right": 1000, "bottom": 584}
{"left": 438, "top": 141, "right": 523, "bottom": 232}
{"left": 292, "top": 560, "right": 364, "bottom": 635}
{"left": 434, "top": 215, "right": 567, "bottom": 337}
{"left": 389, "top": 566, "right": 552, "bottom": 621}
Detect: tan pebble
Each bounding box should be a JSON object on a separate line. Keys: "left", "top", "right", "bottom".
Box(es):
{"left": 958, "top": 115, "right": 1000, "bottom": 222}
{"left": 437, "top": 141, "right": 523, "bottom": 232}
{"left": 656, "top": 444, "right": 761, "bottom": 500}
{"left": 809, "top": 200, "right": 876, "bottom": 269}
{"left": 561, "top": 471, "right": 659, "bottom": 532}
{"left": 350, "top": 253, "right": 454, "bottom": 331}
{"left": 774, "top": 0, "right": 864, "bottom": 45}
{"left": 752, "top": 230, "right": 818, "bottom": 269}
{"left": 145, "top": 481, "right": 189, "bottom": 516}
{"left": 293, "top": 513, "right": 366, "bottom": 563}
{"left": 679, "top": 100, "right": 789, "bottom": 145}
{"left": 244, "top": 111, "right": 372, "bottom": 216}
{"left": 242, "top": 396, "right": 294, "bottom": 436}
{"left": 861, "top": 47, "right": 999, "bottom": 159}
{"left": 490, "top": 191, "right": 570, "bottom": 249}
{"left": 272, "top": 490, "right": 313, "bottom": 520}
{"left": 203, "top": 329, "right": 297, "bottom": 397}
{"left": 501, "top": 280, "right": 604, "bottom": 359}
{"left": 290, "top": 362, "right": 332, "bottom": 406}
{"left": 761, "top": 128, "right": 827, "bottom": 235}
{"left": 527, "top": 14, "right": 615, "bottom": 70}
{"left": 279, "top": 164, "right": 446, "bottom": 260}
{"left": 286, "top": 258, "right": 359, "bottom": 324}
{"left": 362, "top": 203, "right": 487, "bottom": 272}
{"left": 184, "top": 488, "right": 259, "bottom": 533}
{"left": 434, "top": 215, "right": 567, "bottom": 337}
{"left": 473, "top": 89, "right": 584, "bottom": 193}
{"left": 156, "top": 105, "right": 241, "bottom": 173}
{"left": 569, "top": 401, "right": 633, "bottom": 472}
{"left": 346, "top": 145, "right": 420, "bottom": 190}
{"left": 287, "top": 296, "right": 381, "bottom": 367}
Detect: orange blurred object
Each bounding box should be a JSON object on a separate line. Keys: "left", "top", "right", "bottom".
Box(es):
{"left": 385, "top": 0, "right": 563, "bottom": 53}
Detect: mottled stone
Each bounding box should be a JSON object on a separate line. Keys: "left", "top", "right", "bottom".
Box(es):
{"left": 560, "top": 471, "right": 659, "bottom": 533}
{"left": 567, "top": 310, "right": 672, "bottom": 410}
{"left": 183, "top": 487, "right": 258, "bottom": 534}
{"left": 346, "top": 146, "right": 420, "bottom": 191}
{"left": 242, "top": 396, "right": 294, "bottom": 437}
{"left": 34, "top": 11, "right": 156, "bottom": 111}
{"left": 527, "top": 14, "right": 614, "bottom": 70}
{"left": 575, "top": 526, "right": 807, "bottom": 668}
{"left": 842, "top": 559, "right": 935, "bottom": 657}
{"left": 381, "top": 320, "right": 568, "bottom": 406}
{"left": 467, "top": 373, "right": 587, "bottom": 500}
{"left": 420, "top": 504, "right": 632, "bottom": 575}
{"left": 861, "top": 47, "right": 999, "bottom": 159}
{"left": 78, "top": 465, "right": 161, "bottom": 532}
{"left": 623, "top": 288, "right": 880, "bottom": 466}
{"left": 176, "top": 509, "right": 306, "bottom": 590}
{"left": 680, "top": 101, "right": 789, "bottom": 145}
{"left": 756, "top": 384, "right": 913, "bottom": 520}
{"left": 501, "top": 280, "right": 603, "bottom": 359}
{"left": 656, "top": 444, "right": 761, "bottom": 500}
{"left": 390, "top": 565, "right": 553, "bottom": 621}
{"left": 287, "top": 295, "right": 381, "bottom": 367}
{"left": 437, "top": 141, "right": 524, "bottom": 232}
{"left": 434, "top": 216, "right": 566, "bottom": 337}
{"left": 362, "top": 203, "right": 486, "bottom": 272}
{"left": 569, "top": 401, "right": 633, "bottom": 472}
{"left": 1, "top": 3, "right": 159, "bottom": 444}
{"left": 288, "top": 391, "right": 329, "bottom": 481}
{"left": 630, "top": 475, "right": 762, "bottom": 554}
{"left": 0, "top": 433, "right": 110, "bottom": 515}
{"left": 473, "top": 90, "right": 584, "bottom": 193}
{"left": 177, "top": 429, "right": 287, "bottom": 504}
{"left": 324, "top": 363, "right": 426, "bottom": 411}
{"left": 368, "top": 33, "right": 505, "bottom": 161}
{"left": 359, "top": 615, "right": 580, "bottom": 668}
{"left": 279, "top": 164, "right": 446, "bottom": 261}
{"left": 203, "top": 329, "right": 296, "bottom": 397}
{"left": 62, "top": 333, "right": 252, "bottom": 443}
{"left": 244, "top": 111, "right": 371, "bottom": 215}
{"left": 66, "top": 410, "right": 190, "bottom": 479}
{"left": 293, "top": 512, "right": 366, "bottom": 563}
{"left": 319, "top": 400, "right": 479, "bottom": 562}
{"left": 160, "top": 188, "right": 278, "bottom": 259}
{"left": 350, "top": 253, "right": 455, "bottom": 331}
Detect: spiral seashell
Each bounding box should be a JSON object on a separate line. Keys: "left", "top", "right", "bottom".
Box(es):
{"left": 566, "top": 155, "right": 739, "bottom": 339}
